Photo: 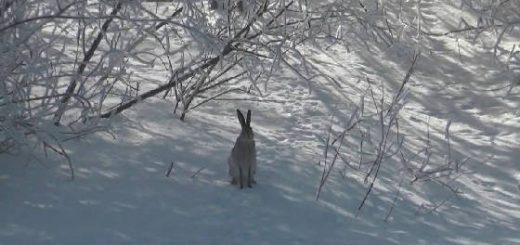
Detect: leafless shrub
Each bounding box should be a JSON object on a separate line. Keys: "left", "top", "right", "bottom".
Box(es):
{"left": 315, "top": 52, "right": 467, "bottom": 217}
{"left": 0, "top": 0, "right": 338, "bottom": 170}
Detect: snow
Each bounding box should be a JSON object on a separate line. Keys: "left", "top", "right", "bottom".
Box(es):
{"left": 1, "top": 1, "right": 520, "bottom": 245}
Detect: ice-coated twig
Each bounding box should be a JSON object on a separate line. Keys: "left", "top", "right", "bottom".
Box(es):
{"left": 54, "top": 1, "right": 124, "bottom": 125}
{"left": 384, "top": 175, "right": 405, "bottom": 222}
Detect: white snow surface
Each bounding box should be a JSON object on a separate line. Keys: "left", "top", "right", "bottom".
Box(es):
{"left": 1, "top": 2, "right": 520, "bottom": 245}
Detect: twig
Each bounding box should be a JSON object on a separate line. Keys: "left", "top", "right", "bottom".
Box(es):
{"left": 98, "top": 0, "right": 288, "bottom": 119}
{"left": 0, "top": 93, "right": 67, "bottom": 106}
{"left": 191, "top": 167, "right": 206, "bottom": 178}
{"left": 54, "top": 1, "right": 124, "bottom": 125}
{"left": 419, "top": 20, "right": 520, "bottom": 37}
{"left": 0, "top": 1, "right": 81, "bottom": 33}
{"left": 166, "top": 161, "right": 175, "bottom": 177}
{"left": 384, "top": 175, "right": 405, "bottom": 222}
{"left": 316, "top": 114, "right": 334, "bottom": 201}
{"left": 415, "top": 193, "right": 456, "bottom": 216}
{"left": 358, "top": 52, "right": 419, "bottom": 213}
{"left": 188, "top": 88, "right": 244, "bottom": 111}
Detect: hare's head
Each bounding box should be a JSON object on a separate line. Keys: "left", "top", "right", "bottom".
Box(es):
{"left": 237, "top": 109, "right": 254, "bottom": 140}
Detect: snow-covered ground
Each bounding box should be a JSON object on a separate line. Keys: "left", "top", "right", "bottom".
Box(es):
{"left": 1, "top": 1, "right": 520, "bottom": 244}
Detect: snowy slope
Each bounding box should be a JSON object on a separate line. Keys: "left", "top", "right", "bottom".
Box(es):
{"left": 1, "top": 1, "right": 520, "bottom": 245}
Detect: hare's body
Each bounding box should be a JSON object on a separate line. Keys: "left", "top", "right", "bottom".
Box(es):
{"left": 228, "top": 136, "right": 256, "bottom": 186}
{"left": 228, "top": 109, "right": 256, "bottom": 188}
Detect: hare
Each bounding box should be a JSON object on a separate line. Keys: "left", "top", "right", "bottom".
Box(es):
{"left": 228, "top": 109, "right": 256, "bottom": 188}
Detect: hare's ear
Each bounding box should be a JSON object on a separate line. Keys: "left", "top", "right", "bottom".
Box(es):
{"left": 237, "top": 109, "right": 247, "bottom": 128}
{"left": 246, "top": 109, "right": 251, "bottom": 126}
